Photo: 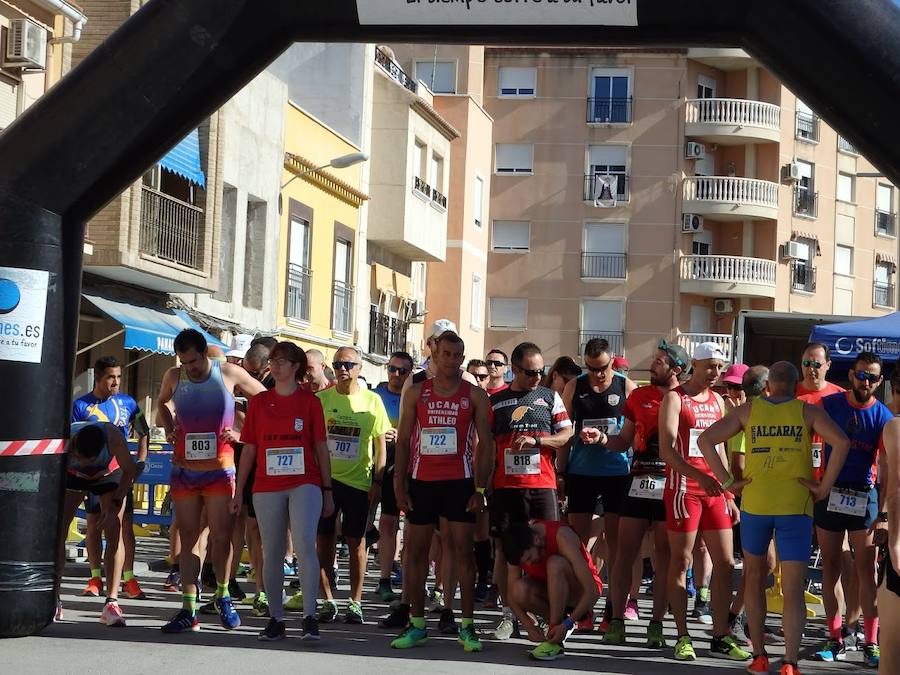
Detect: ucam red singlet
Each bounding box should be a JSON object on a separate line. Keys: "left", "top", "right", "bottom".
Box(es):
{"left": 410, "top": 379, "right": 476, "bottom": 481}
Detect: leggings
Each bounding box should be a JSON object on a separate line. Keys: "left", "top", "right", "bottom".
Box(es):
{"left": 253, "top": 483, "right": 323, "bottom": 621}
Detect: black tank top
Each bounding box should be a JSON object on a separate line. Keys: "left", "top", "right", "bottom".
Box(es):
{"left": 571, "top": 373, "right": 626, "bottom": 432}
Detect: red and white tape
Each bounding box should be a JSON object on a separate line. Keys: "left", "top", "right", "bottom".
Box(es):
{"left": 0, "top": 439, "right": 65, "bottom": 456}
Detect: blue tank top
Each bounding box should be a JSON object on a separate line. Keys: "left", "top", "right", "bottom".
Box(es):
{"left": 68, "top": 421, "right": 114, "bottom": 479}
{"left": 567, "top": 374, "right": 629, "bottom": 477}
{"left": 172, "top": 359, "right": 235, "bottom": 469}
{"left": 822, "top": 392, "right": 893, "bottom": 487}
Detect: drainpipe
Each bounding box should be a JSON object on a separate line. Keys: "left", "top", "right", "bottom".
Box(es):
{"left": 36, "top": 0, "right": 87, "bottom": 44}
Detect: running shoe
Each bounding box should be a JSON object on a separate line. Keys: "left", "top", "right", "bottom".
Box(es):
{"left": 216, "top": 597, "right": 241, "bottom": 630}
{"left": 624, "top": 599, "right": 640, "bottom": 621}
{"left": 863, "top": 643, "right": 880, "bottom": 668}
{"left": 100, "top": 601, "right": 126, "bottom": 627}
{"left": 376, "top": 580, "right": 399, "bottom": 602}
{"left": 345, "top": 599, "right": 364, "bottom": 624}
{"left": 692, "top": 598, "right": 712, "bottom": 625}
{"left": 529, "top": 641, "right": 563, "bottom": 661}
{"left": 428, "top": 589, "right": 445, "bottom": 614}
{"left": 380, "top": 603, "right": 409, "bottom": 629}
{"left": 813, "top": 638, "right": 846, "bottom": 662}
{"left": 491, "top": 612, "right": 519, "bottom": 640}
{"left": 161, "top": 609, "right": 200, "bottom": 633}
{"left": 779, "top": 664, "right": 800, "bottom": 675}
{"left": 391, "top": 624, "right": 428, "bottom": 649}
{"left": 710, "top": 635, "right": 752, "bottom": 661}
{"left": 391, "top": 560, "right": 403, "bottom": 585}
{"left": 122, "top": 578, "right": 146, "bottom": 600}
{"left": 474, "top": 581, "right": 488, "bottom": 604}
{"left": 601, "top": 618, "right": 626, "bottom": 645}
{"left": 258, "top": 618, "right": 286, "bottom": 641}
{"left": 285, "top": 591, "right": 304, "bottom": 611}
{"left": 228, "top": 579, "right": 246, "bottom": 602}
{"left": 458, "top": 625, "right": 484, "bottom": 652}
{"left": 483, "top": 584, "right": 499, "bottom": 609}
{"left": 318, "top": 599, "right": 338, "bottom": 623}
{"left": 282, "top": 558, "right": 295, "bottom": 576}
{"left": 646, "top": 620, "right": 666, "bottom": 649}
{"left": 674, "top": 635, "right": 697, "bottom": 661}
{"left": 199, "top": 600, "right": 218, "bottom": 616}
{"left": 746, "top": 654, "right": 770, "bottom": 673}
{"left": 251, "top": 592, "right": 270, "bottom": 617}
{"left": 438, "top": 608, "right": 458, "bottom": 635}
{"left": 53, "top": 599, "right": 63, "bottom": 623}
{"left": 686, "top": 570, "right": 696, "bottom": 598}
{"left": 575, "top": 610, "right": 594, "bottom": 634}
{"left": 82, "top": 577, "right": 103, "bottom": 597}
{"left": 302, "top": 615, "right": 321, "bottom": 640}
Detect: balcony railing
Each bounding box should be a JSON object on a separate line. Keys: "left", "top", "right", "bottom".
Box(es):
{"left": 680, "top": 254, "right": 777, "bottom": 287}
{"left": 586, "top": 97, "right": 632, "bottom": 124}
{"left": 838, "top": 136, "right": 859, "bottom": 154}
{"left": 795, "top": 111, "right": 820, "bottom": 142}
{"left": 791, "top": 261, "right": 817, "bottom": 293}
{"left": 368, "top": 307, "right": 410, "bottom": 357}
{"left": 683, "top": 176, "right": 779, "bottom": 208}
{"left": 685, "top": 98, "right": 780, "bottom": 130}
{"left": 583, "top": 174, "right": 629, "bottom": 203}
{"left": 431, "top": 187, "right": 447, "bottom": 209}
{"left": 793, "top": 187, "right": 818, "bottom": 218}
{"left": 139, "top": 186, "right": 203, "bottom": 269}
{"left": 375, "top": 47, "right": 417, "bottom": 94}
{"left": 413, "top": 175, "right": 432, "bottom": 198}
{"left": 677, "top": 333, "right": 733, "bottom": 362}
{"left": 579, "top": 331, "right": 624, "bottom": 356}
{"left": 874, "top": 282, "right": 895, "bottom": 308}
{"left": 876, "top": 210, "right": 897, "bottom": 237}
{"left": 581, "top": 252, "right": 627, "bottom": 279}
{"left": 332, "top": 280, "right": 354, "bottom": 334}
{"left": 285, "top": 262, "right": 312, "bottom": 322}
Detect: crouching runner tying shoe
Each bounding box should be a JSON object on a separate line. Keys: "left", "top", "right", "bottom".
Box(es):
{"left": 502, "top": 520, "right": 603, "bottom": 661}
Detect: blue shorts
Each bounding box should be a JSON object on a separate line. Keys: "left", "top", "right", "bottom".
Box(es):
{"left": 740, "top": 512, "right": 813, "bottom": 562}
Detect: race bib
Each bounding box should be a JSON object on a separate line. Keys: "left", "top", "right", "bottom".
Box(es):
{"left": 421, "top": 427, "right": 458, "bottom": 456}
{"left": 688, "top": 428, "right": 704, "bottom": 458}
{"left": 826, "top": 488, "right": 868, "bottom": 517}
{"left": 584, "top": 417, "right": 620, "bottom": 438}
{"left": 812, "top": 443, "right": 822, "bottom": 469}
{"left": 185, "top": 432, "right": 217, "bottom": 461}
{"left": 328, "top": 428, "right": 361, "bottom": 462}
{"left": 628, "top": 474, "right": 664, "bottom": 500}
{"left": 504, "top": 448, "right": 540, "bottom": 475}
{"left": 266, "top": 447, "right": 305, "bottom": 476}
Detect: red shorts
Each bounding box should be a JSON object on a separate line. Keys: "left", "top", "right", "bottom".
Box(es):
{"left": 170, "top": 466, "right": 235, "bottom": 500}
{"left": 665, "top": 489, "right": 731, "bottom": 533}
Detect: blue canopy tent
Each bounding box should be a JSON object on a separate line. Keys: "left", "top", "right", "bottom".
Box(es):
{"left": 809, "top": 312, "right": 900, "bottom": 366}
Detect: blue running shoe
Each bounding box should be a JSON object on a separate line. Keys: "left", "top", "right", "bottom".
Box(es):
{"left": 161, "top": 609, "right": 200, "bottom": 634}
{"left": 813, "top": 638, "right": 846, "bottom": 662}
{"left": 216, "top": 597, "right": 241, "bottom": 630}
{"left": 863, "top": 643, "right": 880, "bottom": 668}
{"left": 686, "top": 570, "right": 696, "bottom": 599}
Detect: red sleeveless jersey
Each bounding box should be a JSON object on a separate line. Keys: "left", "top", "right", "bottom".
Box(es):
{"left": 521, "top": 520, "right": 603, "bottom": 594}
{"left": 410, "top": 379, "right": 476, "bottom": 481}
{"left": 665, "top": 386, "right": 723, "bottom": 496}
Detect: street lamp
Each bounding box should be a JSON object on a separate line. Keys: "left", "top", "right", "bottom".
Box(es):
{"left": 281, "top": 151, "right": 369, "bottom": 189}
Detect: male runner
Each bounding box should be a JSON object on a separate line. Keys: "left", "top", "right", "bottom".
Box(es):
{"left": 878, "top": 413, "right": 900, "bottom": 674}
{"left": 156, "top": 329, "right": 266, "bottom": 633}
{"left": 698, "top": 361, "right": 850, "bottom": 675}
{"left": 811, "top": 351, "right": 892, "bottom": 667}
{"left": 559, "top": 337, "right": 635, "bottom": 630}
{"left": 305, "top": 349, "right": 332, "bottom": 393}
{"left": 489, "top": 342, "right": 573, "bottom": 640}
{"left": 797, "top": 342, "right": 846, "bottom": 476}
{"left": 391, "top": 332, "right": 493, "bottom": 652}
{"left": 503, "top": 520, "right": 603, "bottom": 661}
{"left": 72, "top": 356, "right": 150, "bottom": 600}
{"left": 316, "top": 346, "right": 390, "bottom": 624}
{"left": 601, "top": 339, "right": 690, "bottom": 648}
{"left": 466, "top": 359, "right": 490, "bottom": 390}
{"left": 658, "top": 341, "right": 750, "bottom": 662}
{"left": 485, "top": 348, "right": 510, "bottom": 396}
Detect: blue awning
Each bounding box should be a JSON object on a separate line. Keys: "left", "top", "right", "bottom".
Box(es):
{"left": 158, "top": 128, "right": 206, "bottom": 188}
{"left": 809, "top": 312, "right": 900, "bottom": 364}
{"left": 83, "top": 294, "right": 227, "bottom": 355}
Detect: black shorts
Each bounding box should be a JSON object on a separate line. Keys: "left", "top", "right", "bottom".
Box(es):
{"left": 67, "top": 468, "right": 122, "bottom": 496}
{"left": 407, "top": 478, "right": 475, "bottom": 526}
{"left": 234, "top": 443, "right": 257, "bottom": 518}
{"left": 84, "top": 489, "right": 134, "bottom": 515}
{"left": 489, "top": 487, "right": 559, "bottom": 538}
{"left": 566, "top": 473, "right": 629, "bottom": 515}
{"left": 318, "top": 479, "right": 369, "bottom": 539}
{"left": 813, "top": 485, "right": 878, "bottom": 533}
{"left": 381, "top": 466, "right": 399, "bottom": 517}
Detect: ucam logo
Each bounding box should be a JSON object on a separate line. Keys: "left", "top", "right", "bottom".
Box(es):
{"left": 0, "top": 278, "right": 21, "bottom": 314}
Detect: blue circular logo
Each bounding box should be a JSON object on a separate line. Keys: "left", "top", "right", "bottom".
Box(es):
{"left": 0, "top": 278, "right": 21, "bottom": 314}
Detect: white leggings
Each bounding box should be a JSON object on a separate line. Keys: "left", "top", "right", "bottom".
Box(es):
{"left": 252, "top": 483, "right": 322, "bottom": 620}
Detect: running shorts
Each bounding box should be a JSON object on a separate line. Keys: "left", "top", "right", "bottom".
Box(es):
{"left": 489, "top": 487, "right": 559, "bottom": 538}
{"left": 66, "top": 468, "right": 122, "bottom": 496}
{"left": 381, "top": 466, "right": 399, "bottom": 517}
{"left": 170, "top": 466, "right": 236, "bottom": 500}
{"left": 406, "top": 478, "right": 476, "bottom": 526}
{"left": 740, "top": 512, "right": 813, "bottom": 562}
{"left": 665, "top": 490, "right": 732, "bottom": 533}
{"left": 566, "top": 473, "right": 629, "bottom": 515}
{"left": 813, "top": 485, "right": 878, "bottom": 532}
{"left": 318, "top": 479, "right": 369, "bottom": 539}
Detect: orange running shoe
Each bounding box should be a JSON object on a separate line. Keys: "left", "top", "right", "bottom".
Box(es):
{"left": 779, "top": 663, "right": 800, "bottom": 675}
{"left": 82, "top": 577, "right": 103, "bottom": 596}
{"left": 746, "top": 654, "right": 770, "bottom": 673}
{"left": 122, "top": 578, "right": 146, "bottom": 599}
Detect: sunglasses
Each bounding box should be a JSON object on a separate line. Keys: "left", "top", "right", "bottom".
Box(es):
{"left": 387, "top": 365, "right": 410, "bottom": 375}
{"left": 586, "top": 362, "right": 612, "bottom": 374}
{"left": 472, "top": 373, "right": 489, "bottom": 381}
{"left": 802, "top": 359, "right": 824, "bottom": 369}
{"left": 854, "top": 370, "right": 881, "bottom": 384}
{"left": 332, "top": 361, "right": 359, "bottom": 371}
{"left": 486, "top": 359, "right": 507, "bottom": 368}
{"left": 657, "top": 339, "right": 686, "bottom": 368}
{"left": 518, "top": 366, "right": 546, "bottom": 378}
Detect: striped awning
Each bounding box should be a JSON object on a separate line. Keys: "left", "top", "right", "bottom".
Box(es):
{"left": 877, "top": 251, "right": 897, "bottom": 265}
{"left": 792, "top": 230, "right": 821, "bottom": 254}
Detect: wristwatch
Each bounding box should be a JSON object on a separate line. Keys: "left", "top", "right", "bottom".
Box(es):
{"left": 532, "top": 435, "right": 542, "bottom": 447}
{"left": 878, "top": 511, "right": 889, "bottom": 523}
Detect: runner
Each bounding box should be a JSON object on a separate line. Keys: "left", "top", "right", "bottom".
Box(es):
{"left": 811, "top": 351, "right": 892, "bottom": 667}
{"left": 559, "top": 337, "right": 635, "bottom": 631}
{"left": 657, "top": 341, "right": 750, "bottom": 662}
{"left": 466, "top": 357, "right": 494, "bottom": 601}
{"left": 466, "top": 359, "right": 490, "bottom": 389}
{"left": 156, "top": 328, "right": 266, "bottom": 633}
{"left": 878, "top": 412, "right": 900, "bottom": 674}
{"left": 305, "top": 349, "right": 332, "bottom": 393}
{"left": 316, "top": 345, "right": 390, "bottom": 624}
{"left": 485, "top": 348, "right": 510, "bottom": 396}
{"left": 541, "top": 356, "right": 581, "bottom": 395}
{"left": 697, "top": 360, "right": 850, "bottom": 675}
{"left": 391, "top": 331, "right": 493, "bottom": 652}
{"left": 71, "top": 356, "right": 150, "bottom": 601}
{"left": 57, "top": 421, "right": 139, "bottom": 625}
{"left": 601, "top": 339, "right": 690, "bottom": 648}
{"left": 502, "top": 520, "right": 603, "bottom": 661}
{"left": 489, "top": 341, "right": 573, "bottom": 640}
{"left": 232, "top": 341, "right": 334, "bottom": 641}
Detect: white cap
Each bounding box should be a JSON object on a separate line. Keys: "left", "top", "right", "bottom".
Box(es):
{"left": 225, "top": 349, "right": 246, "bottom": 360}
{"left": 429, "top": 318, "right": 458, "bottom": 338}
{"left": 229, "top": 333, "right": 254, "bottom": 356}
{"left": 692, "top": 341, "right": 727, "bottom": 361}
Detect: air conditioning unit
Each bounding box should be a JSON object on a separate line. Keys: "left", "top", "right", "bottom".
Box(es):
{"left": 4, "top": 19, "right": 47, "bottom": 70}
{"left": 685, "top": 142, "right": 705, "bottom": 159}
{"left": 780, "top": 240, "right": 806, "bottom": 260}
{"left": 681, "top": 213, "right": 704, "bottom": 233}
{"left": 713, "top": 298, "right": 734, "bottom": 314}
{"left": 781, "top": 162, "right": 802, "bottom": 183}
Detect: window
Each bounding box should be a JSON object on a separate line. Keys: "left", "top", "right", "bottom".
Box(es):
{"left": 589, "top": 68, "right": 631, "bottom": 123}
{"left": 837, "top": 172, "right": 855, "bottom": 203}
{"left": 413, "top": 139, "right": 427, "bottom": 183}
{"left": 794, "top": 160, "right": 816, "bottom": 216}
{"left": 286, "top": 210, "right": 312, "bottom": 321}
{"left": 582, "top": 222, "right": 626, "bottom": 278}
{"left": 588, "top": 145, "right": 628, "bottom": 201}
{"left": 474, "top": 175, "right": 484, "bottom": 227}
{"left": 332, "top": 231, "right": 353, "bottom": 334}
{"left": 242, "top": 199, "right": 267, "bottom": 310}
{"left": 835, "top": 244, "right": 853, "bottom": 276}
{"left": 214, "top": 186, "right": 238, "bottom": 302}
{"left": 877, "top": 184, "right": 896, "bottom": 236}
{"left": 430, "top": 153, "right": 443, "bottom": 191}
{"left": 498, "top": 66, "right": 536, "bottom": 96}
{"left": 471, "top": 274, "right": 483, "bottom": 330}
{"left": 581, "top": 299, "right": 624, "bottom": 355}
{"left": 415, "top": 60, "right": 456, "bottom": 94}
{"left": 489, "top": 298, "right": 527, "bottom": 330}
{"left": 790, "top": 238, "right": 816, "bottom": 293}
{"left": 491, "top": 220, "right": 530, "bottom": 252}
{"left": 495, "top": 143, "right": 533, "bottom": 174}
{"left": 875, "top": 262, "right": 893, "bottom": 307}
{"left": 795, "top": 99, "right": 819, "bottom": 142}
{"left": 697, "top": 74, "right": 716, "bottom": 99}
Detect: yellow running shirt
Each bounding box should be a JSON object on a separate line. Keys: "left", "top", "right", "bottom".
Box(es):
{"left": 742, "top": 398, "right": 813, "bottom": 516}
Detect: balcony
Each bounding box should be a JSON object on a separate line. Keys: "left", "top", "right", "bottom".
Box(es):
{"left": 431, "top": 186, "right": 447, "bottom": 210}
{"left": 139, "top": 186, "right": 203, "bottom": 270}
{"left": 874, "top": 282, "right": 895, "bottom": 309}
{"left": 677, "top": 333, "right": 733, "bottom": 362}
{"left": 795, "top": 111, "right": 820, "bottom": 143}
{"left": 790, "top": 261, "right": 817, "bottom": 293}
{"left": 838, "top": 136, "right": 859, "bottom": 155}
{"left": 332, "top": 281, "right": 354, "bottom": 335}
{"left": 586, "top": 97, "right": 632, "bottom": 124}
{"left": 583, "top": 174, "right": 629, "bottom": 204}
{"left": 685, "top": 98, "right": 781, "bottom": 145}
{"left": 682, "top": 176, "right": 779, "bottom": 221}
{"left": 793, "top": 187, "right": 818, "bottom": 218}
{"left": 285, "top": 262, "right": 311, "bottom": 322}
{"left": 368, "top": 307, "right": 410, "bottom": 357}
{"left": 579, "top": 331, "right": 624, "bottom": 357}
{"left": 375, "top": 47, "right": 417, "bottom": 94}
{"left": 876, "top": 210, "right": 897, "bottom": 238}
{"left": 679, "top": 254, "right": 777, "bottom": 298}
{"left": 413, "top": 175, "right": 432, "bottom": 199}
{"left": 581, "top": 252, "right": 627, "bottom": 280}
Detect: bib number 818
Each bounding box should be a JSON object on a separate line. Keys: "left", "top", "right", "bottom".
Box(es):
{"left": 514, "top": 455, "right": 531, "bottom": 467}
